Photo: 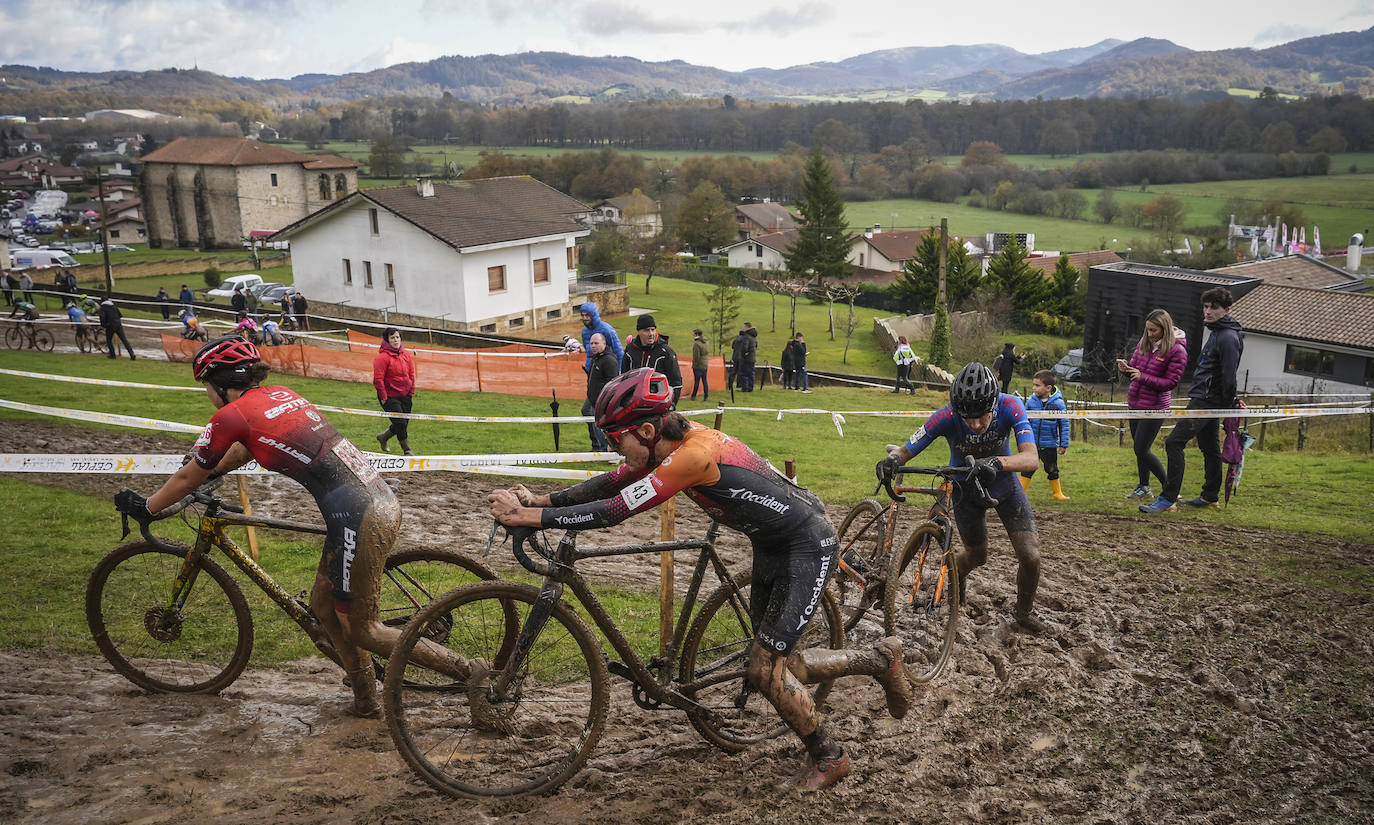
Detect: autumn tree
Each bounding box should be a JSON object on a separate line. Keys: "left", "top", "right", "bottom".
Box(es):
{"left": 676, "top": 181, "right": 736, "bottom": 253}
{"left": 702, "top": 272, "right": 744, "bottom": 356}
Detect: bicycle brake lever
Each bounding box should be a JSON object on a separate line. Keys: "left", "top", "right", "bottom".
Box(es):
{"left": 483, "top": 520, "right": 500, "bottom": 557}
{"left": 120, "top": 512, "right": 130, "bottom": 540}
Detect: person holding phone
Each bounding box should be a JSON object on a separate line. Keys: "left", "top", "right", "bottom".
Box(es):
{"left": 1119, "top": 309, "right": 1188, "bottom": 501}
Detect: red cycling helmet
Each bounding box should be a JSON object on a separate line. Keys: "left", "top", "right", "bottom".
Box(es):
{"left": 193, "top": 335, "right": 261, "bottom": 387}
{"left": 594, "top": 367, "right": 674, "bottom": 431}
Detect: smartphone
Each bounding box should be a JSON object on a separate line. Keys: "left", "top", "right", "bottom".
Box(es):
{"left": 1116, "top": 358, "right": 1129, "bottom": 369}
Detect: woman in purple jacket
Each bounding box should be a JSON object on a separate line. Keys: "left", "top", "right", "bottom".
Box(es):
{"left": 1118, "top": 309, "right": 1188, "bottom": 500}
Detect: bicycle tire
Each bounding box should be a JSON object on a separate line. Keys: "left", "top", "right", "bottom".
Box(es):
{"left": 882, "top": 523, "right": 960, "bottom": 686}
{"left": 679, "top": 569, "right": 844, "bottom": 753}
{"left": 4, "top": 327, "right": 20, "bottom": 349}
{"left": 34, "top": 328, "right": 54, "bottom": 352}
{"left": 384, "top": 580, "right": 608, "bottom": 800}
{"left": 76, "top": 330, "right": 92, "bottom": 353}
{"left": 85, "top": 538, "right": 254, "bottom": 694}
{"left": 829, "top": 498, "right": 889, "bottom": 638}
{"left": 373, "top": 547, "right": 499, "bottom": 686}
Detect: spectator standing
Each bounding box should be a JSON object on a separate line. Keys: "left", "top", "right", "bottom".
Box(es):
{"left": 291, "top": 291, "right": 308, "bottom": 330}
{"left": 577, "top": 301, "right": 623, "bottom": 371}
{"left": 780, "top": 336, "right": 796, "bottom": 390}
{"left": 584, "top": 333, "right": 617, "bottom": 450}
{"left": 792, "top": 332, "right": 810, "bottom": 392}
{"left": 994, "top": 342, "right": 1022, "bottom": 394}
{"left": 179, "top": 283, "right": 194, "bottom": 309}
{"left": 372, "top": 327, "right": 417, "bottom": 456}
{"left": 18, "top": 270, "right": 34, "bottom": 303}
{"left": 1020, "top": 370, "right": 1071, "bottom": 500}
{"left": 1, "top": 270, "right": 13, "bottom": 306}
{"left": 244, "top": 286, "right": 259, "bottom": 321}
{"left": 1119, "top": 308, "right": 1188, "bottom": 500}
{"left": 621, "top": 314, "right": 683, "bottom": 404}
{"left": 1142, "top": 287, "right": 1244, "bottom": 514}
{"left": 156, "top": 286, "right": 171, "bottom": 320}
{"left": 97, "top": 298, "right": 136, "bottom": 360}
{"left": 280, "top": 292, "right": 293, "bottom": 327}
{"left": 63, "top": 270, "right": 79, "bottom": 299}
{"left": 892, "top": 336, "right": 917, "bottom": 394}
{"left": 690, "top": 329, "right": 710, "bottom": 401}
{"left": 735, "top": 322, "right": 758, "bottom": 392}
{"left": 230, "top": 285, "right": 247, "bottom": 315}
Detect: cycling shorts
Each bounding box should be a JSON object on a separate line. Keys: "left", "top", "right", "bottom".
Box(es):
{"left": 952, "top": 471, "right": 1036, "bottom": 547}
{"left": 750, "top": 514, "right": 837, "bottom": 656}
{"left": 317, "top": 478, "right": 400, "bottom": 616}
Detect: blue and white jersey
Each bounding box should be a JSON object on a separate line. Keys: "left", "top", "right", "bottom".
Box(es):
{"left": 902, "top": 394, "right": 1035, "bottom": 466}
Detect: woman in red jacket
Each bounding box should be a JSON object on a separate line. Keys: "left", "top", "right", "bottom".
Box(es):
{"left": 372, "top": 327, "right": 417, "bottom": 455}
{"left": 1118, "top": 309, "right": 1188, "bottom": 500}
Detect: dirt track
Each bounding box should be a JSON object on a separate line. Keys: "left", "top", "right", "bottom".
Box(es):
{"left": 1, "top": 421, "right": 1372, "bottom": 825}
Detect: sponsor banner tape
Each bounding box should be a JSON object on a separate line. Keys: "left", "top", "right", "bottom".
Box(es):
{"left": 0, "top": 453, "right": 612, "bottom": 480}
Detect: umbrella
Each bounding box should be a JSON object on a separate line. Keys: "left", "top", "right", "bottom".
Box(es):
{"left": 83, "top": 210, "right": 98, "bottom": 217}
{"left": 549, "top": 389, "right": 560, "bottom": 451}
{"left": 1221, "top": 407, "right": 1255, "bottom": 505}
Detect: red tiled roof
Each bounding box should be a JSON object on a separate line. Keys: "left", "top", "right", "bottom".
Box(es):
{"left": 301, "top": 154, "right": 358, "bottom": 170}
{"left": 1209, "top": 253, "right": 1359, "bottom": 289}
{"left": 858, "top": 229, "right": 931, "bottom": 263}
{"left": 1232, "top": 283, "right": 1374, "bottom": 350}
{"left": 141, "top": 137, "right": 317, "bottom": 166}
{"left": 736, "top": 202, "right": 797, "bottom": 231}
{"left": 1028, "top": 249, "right": 1124, "bottom": 275}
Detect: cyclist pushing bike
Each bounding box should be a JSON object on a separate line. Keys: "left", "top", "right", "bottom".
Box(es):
{"left": 114, "top": 335, "right": 464, "bottom": 717}
{"left": 488, "top": 368, "right": 911, "bottom": 791}
{"left": 875, "top": 362, "right": 1048, "bottom": 633}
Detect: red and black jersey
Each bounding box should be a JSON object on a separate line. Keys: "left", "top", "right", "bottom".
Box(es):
{"left": 193, "top": 385, "right": 378, "bottom": 500}
{"left": 545, "top": 423, "right": 823, "bottom": 542}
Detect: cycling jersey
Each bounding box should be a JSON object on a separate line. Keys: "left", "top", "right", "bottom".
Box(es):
{"left": 67, "top": 307, "right": 88, "bottom": 324}
{"left": 902, "top": 394, "right": 1035, "bottom": 465}
{"left": 192, "top": 385, "right": 392, "bottom": 607}
{"left": 544, "top": 422, "right": 834, "bottom": 654}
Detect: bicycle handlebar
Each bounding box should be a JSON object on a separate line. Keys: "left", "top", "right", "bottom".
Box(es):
{"left": 875, "top": 455, "right": 999, "bottom": 508}
{"left": 116, "top": 477, "right": 243, "bottom": 544}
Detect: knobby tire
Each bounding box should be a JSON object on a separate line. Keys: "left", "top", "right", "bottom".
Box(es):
{"left": 830, "top": 498, "right": 889, "bottom": 638}
{"left": 882, "top": 523, "right": 960, "bottom": 685}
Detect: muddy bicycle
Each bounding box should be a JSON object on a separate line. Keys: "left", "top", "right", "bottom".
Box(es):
{"left": 73, "top": 324, "right": 99, "bottom": 354}
{"left": 5, "top": 320, "right": 54, "bottom": 352}
{"left": 87, "top": 481, "right": 497, "bottom": 694}
{"left": 830, "top": 458, "right": 995, "bottom": 684}
{"left": 382, "top": 521, "right": 844, "bottom": 799}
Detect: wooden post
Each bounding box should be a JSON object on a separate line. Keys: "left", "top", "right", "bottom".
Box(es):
{"left": 1258, "top": 405, "right": 1267, "bottom": 451}
{"left": 236, "top": 476, "right": 260, "bottom": 560}
{"left": 1368, "top": 393, "right": 1373, "bottom": 453}
{"left": 713, "top": 401, "right": 726, "bottom": 431}
{"left": 659, "top": 497, "right": 675, "bottom": 656}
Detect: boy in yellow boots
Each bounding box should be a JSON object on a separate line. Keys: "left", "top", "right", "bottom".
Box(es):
{"left": 1020, "top": 370, "right": 1071, "bottom": 500}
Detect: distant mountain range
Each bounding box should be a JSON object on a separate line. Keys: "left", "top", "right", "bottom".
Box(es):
{"left": 2, "top": 27, "right": 1371, "bottom": 108}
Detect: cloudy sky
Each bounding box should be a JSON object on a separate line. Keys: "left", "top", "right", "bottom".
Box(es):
{"left": 2, "top": 0, "right": 1371, "bottom": 80}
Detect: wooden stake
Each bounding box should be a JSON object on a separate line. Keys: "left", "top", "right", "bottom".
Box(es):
{"left": 236, "top": 475, "right": 260, "bottom": 560}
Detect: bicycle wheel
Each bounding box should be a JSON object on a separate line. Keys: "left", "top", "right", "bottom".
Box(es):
{"left": 882, "top": 523, "right": 960, "bottom": 686}
{"left": 85, "top": 539, "right": 254, "bottom": 694}
{"left": 373, "top": 548, "right": 499, "bottom": 685}
{"left": 829, "top": 498, "right": 889, "bottom": 638}
{"left": 33, "top": 328, "right": 54, "bottom": 352}
{"left": 4, "top": 327, "right": 20, "bottom": 349}
{"left": 384, "top": 580, "right": 608, "bottom": 800}
{"left": 679, "top": 569, "right": 844, "bottom": 753}
{"left": 76, "top": 329, "right": 92, "bottom": 353}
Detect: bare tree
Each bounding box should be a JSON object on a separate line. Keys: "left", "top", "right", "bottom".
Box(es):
{"left": 826, "top": 283, "right": 863, "bottom": 362}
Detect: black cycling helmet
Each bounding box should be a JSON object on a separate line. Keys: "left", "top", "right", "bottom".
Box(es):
{"left": 950, "top": 362, "right": 999, "bottom": 418}
{"left": 193, "top": 335, "right": 260, "bottom": 389}
{"left": 595, "top": 367, "right": 674, "bottom": 431}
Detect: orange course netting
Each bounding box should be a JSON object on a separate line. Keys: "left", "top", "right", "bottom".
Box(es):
{"left": 161, "top": 332, "right": 728, "bottom": 402}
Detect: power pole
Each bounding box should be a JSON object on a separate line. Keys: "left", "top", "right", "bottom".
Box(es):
{"left": 96, "top": 163, "right": 114, "bottom": 296}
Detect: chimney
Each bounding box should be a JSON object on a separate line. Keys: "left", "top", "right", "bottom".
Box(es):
{"left": 1348, "top": 233, "right": 1364, "bottom": 273}
{"left": 864, "top": 226, "right": 873, "bottom": 239}
{"left": 873, "top": 224, "right": 881, "bottom": 234}
{"left": 417, "top": 176, "right": 434, "bottom": 198}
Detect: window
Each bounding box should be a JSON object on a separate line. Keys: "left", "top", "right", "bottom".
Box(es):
{"left": 270, "top": 173, "right": 278, "bottom": 187}
{"left": 363, "top": 260, "right": 373, "bottom": 288}
{"left": 546, "top": 308, "right": 562, "bottom": 320}
{"left": 533, "top": 257, "right": 550, "bottom": 283}
{"left": 858, "top": 252, "right": 864, "bottom": 266}
{"left": 566, "top": 247, "right": 576, "bottom": 270}
{"left": 342, "top": 259, "right": 352, "bottom": 284}
{"left": 369, "top": 208, "right": 379, "bottom": 235}
{"left": 334, "top": 174, "right": 347, "bottom": 199}
{"left": 1285, "top": 345, "right": 1335, "bottom": 376}
{"left": 385, "top": 263, "right": 395, "bottom": 290}
{"left": 508, "top": 317, "right": 524, "bottom": 328}
{"left": 318, "top": 174, "right": 330, "bottom": 200}
{"left": 109, "top": 229, "right": 120, "bottom": 239}
{"left": 755, "top": 244, "right": 763, "bottom": 258}
{"left": 1365, "top": 357, "right": 1374, "bottom": 387}
{"left": 480, "top": 323, "right": 497, "bottom": 333}
{"left": 487, "top": 265, "right": 506, "bottom": 292}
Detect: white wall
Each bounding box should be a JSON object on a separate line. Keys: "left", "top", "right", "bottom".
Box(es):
{"left": 725, "top": 241, "right": 786, "bottom": 270}
{"left": 1237, "top": 333, "right": 1372, "bottom": 395}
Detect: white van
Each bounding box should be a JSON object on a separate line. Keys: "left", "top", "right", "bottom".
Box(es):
{"left": 10, "top": 249, "right": 80, "bottom": 269}
{"left": 206, "top": 273, "right": 264, "bottom": 299}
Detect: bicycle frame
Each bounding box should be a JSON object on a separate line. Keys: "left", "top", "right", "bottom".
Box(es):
{"left": 498, "top": 522, "right": 745, "bottom": 715}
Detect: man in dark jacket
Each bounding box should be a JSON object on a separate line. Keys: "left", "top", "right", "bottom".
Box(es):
{"left": 98, "top": 298, "right": 136, "bottom": 360}
{"left": 994, "top": 342, "right": 1021, "bottom": 394}
{"left": 780, "top": 337, "right": 795, "bottom": 390}
{"left": 690, "top": 328, "right": 709, "bottom": 401}
{"left": 179, "top": 283, "right": 195, "bottom": 308}
{"left": 1143, "top": 286, "right": 1244, "bottom": 513}
{"left": 791, "top": 332, "right": 810, "bottom": 392}
{"left": 584, "top": 332, "right": 618, "bottom": 450}
{"left": 733, "top": 322, "right": 758, "bottom": 392}
{"left": 230, "top": 285, "right": 247, "bottom": 315}
{"left": 578, "top": 301, "right": 623, "bottom": 371}
{"left": 621, "top": 314, "right": 683, "bottom": 404}
{"left": 291, "top": 291, "right": 308, "bottom": 330}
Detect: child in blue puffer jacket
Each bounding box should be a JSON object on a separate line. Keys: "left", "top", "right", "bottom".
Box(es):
{"left": 1020, "top": 369, "right": 1071, "bottom": 500}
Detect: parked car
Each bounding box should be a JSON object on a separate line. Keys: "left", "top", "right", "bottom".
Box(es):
{"left": 1052, "top": 348, "right": 1084, "bottom": 383}
{"left": 257, "top": 283, "right": 299, "bottom": 304}
{"left": 10, "top": 249, "right": 81, "bottom": 269}
{"left": 104, "top": 243, "right": 134, "bottom": 252}
{"left": 206, "top": 273, "right": 265, "bottom": 300}
{"left": 248, "top": 281, "right": 284, "bottom": 299}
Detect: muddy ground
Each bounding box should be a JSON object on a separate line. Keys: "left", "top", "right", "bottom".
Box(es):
{"left": 1, "top": 420, "right": 1371, "bottom": 825}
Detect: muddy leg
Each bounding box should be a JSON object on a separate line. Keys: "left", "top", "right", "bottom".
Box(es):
{"left": 1008, "top": 529, "right": 1044, "bottom": 631}
{"left": 955, "top": 541, "right": 988, "bottom": 606}
{"left": 749, "top": 645, "right": 850, "bottom": 790}
{"left": 789, "top": 639, "right": 910, "bottom": 719}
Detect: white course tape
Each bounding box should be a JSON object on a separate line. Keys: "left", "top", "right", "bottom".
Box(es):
{"left": 0, "top": 452, "right": 614, "bottom": 479}
{"left": 0, "top": 368, "right": 202, "bottom": 391}
{"left": 0, "top": 399, "right": 205, "bottom": 433}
